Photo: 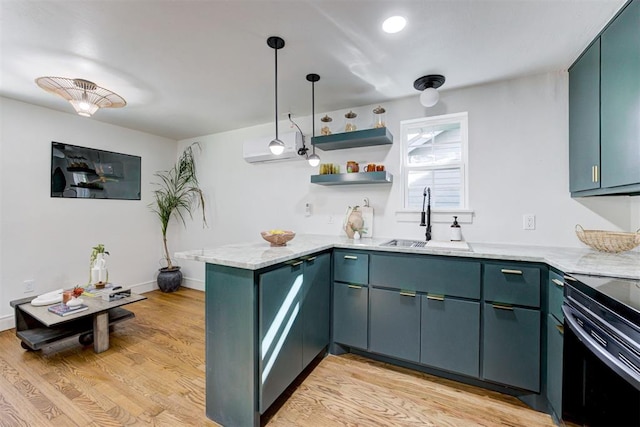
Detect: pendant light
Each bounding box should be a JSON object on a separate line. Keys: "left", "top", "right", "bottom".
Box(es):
{"left": 306, "top": 73, "right": 321, "bottom": 167}
{"left": 267, "top": 36, "right": 285, "bottom": 155}
{"left": 413, "top": 74, "right": 446, "bottom": 107}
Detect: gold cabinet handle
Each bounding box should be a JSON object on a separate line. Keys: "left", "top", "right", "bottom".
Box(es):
{"left": 305, "top": 256, "right": 317, "bottom": 262}
{"left": 344, "top": 255, "right": 358, "bottom": 260}
{"left": 592, "top": 165, "right": 596, "bottom": 183}
{"left": 594, "top": 165, "right": 599, "bottom": 183}
{"left": 347, "top": 284, "right": 362, "bottom": 289}
{"left": 399, "top": 290, "right": 416, "bottom": 297}
{"left": 500, "top": 269, "right": 523, "bottom": 275}
{"left": 426, "top": 294, "right": 445, "bottom": 301}
{"left": 552, "top": 278, "right": 564, "bottom": 288}
{"left": 492, "top": 303, "right": 513, "bottom": 311}
{"left": 290, "top": 260, "right": 303, "bottom": 267}
{"left": 564, "top": 275, "right": 577, "bottom": 282}
{"left": 555, "top": 324, "right": 564, "bottom": 335}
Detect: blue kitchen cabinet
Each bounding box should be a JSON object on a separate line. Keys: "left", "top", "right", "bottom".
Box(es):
{"left": 259, "top": 261, "right": 305, "bottom": 412}
{"left": 370, "top": 287, "right": 421, "bottom": 363}
{"left": 370, "top": 253, "right": 481, "bottom": 299}
{"left": 259, "top": 253, "right": 331, "bottom": 413}
{"left": 301, "top": 253, "right": 331, "bottom": 367}
{"left": 483, "top": 303, "right": 541, "bottom": 392}
{"left": 420, "top": 296, "right": 480, "bottom": 378}
{"left": 601, "top": 0, "right": 640, "bottom": 189}
{"left": 334, "top": 250, "right": 369, "bottom": 285}
{"left": 546, "top": 313, "right": 564, "bottom": 419}
{"left": 332, "top": 282, "right": 368, "bottom": 349}
{"left": 548, "top": 270, "right": 565, "bottom": 322}
{"left": 483, "top": 263, "right": 541, "bottom": 308}
{"left": 569, "top": 39, "right": 601, "bottom": 193}
{"left": 545, "top": 269, "right": 565, "bottom": 420}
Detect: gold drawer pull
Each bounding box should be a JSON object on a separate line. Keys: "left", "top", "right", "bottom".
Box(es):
{"left": 399, "top": 291, "right": 416, "bottom": 297}
{"left": 291, "top": 261, "right": 303, "bottom": 267}
{"left": 555, "top": 324, "right": 564, "bottom": 335}
{"left": 552, "top": 278, "right": 564, "bottom": 288}
{"left": 305, "top": 256, "right": 317, "bottom": 262}
{"left": 564, "top": 276, "right": 577, "bottom": 282}
{"left": 492, "top": 303, "right": 513, "bottom": 311}
{"left": 427, "top": 294, "right": 445, "bottom": 301}
{"left": 501, "top": 269, "right": 523, "bottom": 275}
{"left": 347, "top": 285, "right": 362, "bottom": 289}
{"left": 344, "top": 255, "right": 358, "bottom": 260}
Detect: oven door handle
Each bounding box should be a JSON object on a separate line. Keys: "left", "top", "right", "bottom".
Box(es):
{"left": 562, "top": 305, "right": 640, "bottom": 391}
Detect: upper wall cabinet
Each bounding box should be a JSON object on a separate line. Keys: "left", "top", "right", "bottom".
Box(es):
{"left": 600, "top": 0, "right": 640, "bottom": 190}
{"left": 569, "top": 40, "right": 601, "bottom": 193}
{"left": 569, "top": 0, "right": 640, "bottom": 197}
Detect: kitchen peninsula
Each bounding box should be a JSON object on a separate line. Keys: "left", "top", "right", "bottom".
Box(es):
{"left": 176, "top": 235, "right": 640, "bottom": 426}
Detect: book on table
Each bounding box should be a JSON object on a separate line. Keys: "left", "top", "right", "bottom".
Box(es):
{"left": 47, "top": 303, "right": 89, "bottom": 317}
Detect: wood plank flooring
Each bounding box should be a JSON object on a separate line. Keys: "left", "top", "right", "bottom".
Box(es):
{"left": 0, "top": 288, "right": 556, "bottom": 426}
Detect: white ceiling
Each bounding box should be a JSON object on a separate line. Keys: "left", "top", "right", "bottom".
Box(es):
{"left": 0, "top": 0, "right": 626, "bottom": 141}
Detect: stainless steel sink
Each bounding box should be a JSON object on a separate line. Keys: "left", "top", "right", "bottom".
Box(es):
{"left": 380, "top": 239, "right": 472, "bottom": 251}
{"left": 380, "top": 239, "right": 427, "bottom": 248}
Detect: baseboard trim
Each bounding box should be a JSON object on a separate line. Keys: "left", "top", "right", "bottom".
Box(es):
{"left": 182, "top": 277, "right": 205, "bottom": 292}
{"left": 0, "top": 314, "right": 14, "bottom": 333}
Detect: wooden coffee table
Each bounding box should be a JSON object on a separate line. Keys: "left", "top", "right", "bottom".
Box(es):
{"left": 10, "top": 292, "right": 146, "bottom": 353}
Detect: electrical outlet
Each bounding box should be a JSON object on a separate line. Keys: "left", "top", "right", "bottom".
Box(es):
{"left": 305, "top": 203, "right": 312, "bottom": 217}
{"left": 24, "top": 279, "right": 35, "bottom": 293}
{"left": 523, "top": 214, "right": 536, "bottom": 230}
{"left": 328, "top": 215, "right": 333, "bottom": 224}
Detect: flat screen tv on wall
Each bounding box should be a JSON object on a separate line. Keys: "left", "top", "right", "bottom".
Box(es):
{"left": 51, "top": 141, "right": 141, "bottom": 200}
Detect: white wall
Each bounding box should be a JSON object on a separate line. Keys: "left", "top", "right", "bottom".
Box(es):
{"left": 0, "top": 97, "right": 177, "bottom": 330}
{"left": 176, "top": 71, "right": 634, "bottom": 285}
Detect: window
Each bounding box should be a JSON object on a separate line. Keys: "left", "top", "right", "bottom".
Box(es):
{"left": 400, "top": 112, "right": 468, "bottom": 210}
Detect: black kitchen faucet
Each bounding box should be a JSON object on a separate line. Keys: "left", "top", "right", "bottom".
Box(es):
{"left": 420, "top": 187, "right": 432, "bottom": 241}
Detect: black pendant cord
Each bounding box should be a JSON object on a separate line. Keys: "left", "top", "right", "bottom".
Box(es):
{"left": 311, "top": 79, "right": 315, "bottom": 155}
{"left": 274, "top": 46, "right": 279, "bottom": 140}
{"left": 306, "top": 73, "right": 320, "bottom": 156}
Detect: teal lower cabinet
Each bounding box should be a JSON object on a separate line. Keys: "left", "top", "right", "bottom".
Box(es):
{"left": 420, "top": 296, "right": 480, "bottom": 378}
{"left": 259, "top": 261, "right": 305, "bottom": 413}
{"left": 333, "top": 282, "right": 368, "bottom": 349}
{"left": 482, "top": 303, "right": 541, "bottom": 392}
{"left": 301, "top": 253, "right": 331, "bottom": 367}
{"left": 546, "top": 313, "right": 564, "bottom": 419}
{"left": 369, "top": 287, "right": 420, "bottom": 362}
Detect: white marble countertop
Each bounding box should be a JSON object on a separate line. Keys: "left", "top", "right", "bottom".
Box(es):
{"left": 175, "top": 234, "right": 640, "bottom": 280}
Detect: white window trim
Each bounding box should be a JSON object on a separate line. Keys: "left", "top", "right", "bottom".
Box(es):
{"left": 397, "top": 112, "right": 473, "bottom": 223}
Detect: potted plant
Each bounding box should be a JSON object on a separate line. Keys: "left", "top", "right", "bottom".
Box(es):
{"left": 150, "top": 143, "right": 206, "bottom": 292}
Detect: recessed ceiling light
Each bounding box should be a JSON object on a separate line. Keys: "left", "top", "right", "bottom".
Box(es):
{"left": 382, "top": 16, "right": 406, "bottom": 34}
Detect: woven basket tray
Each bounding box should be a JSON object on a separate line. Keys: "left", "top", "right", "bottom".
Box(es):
{"left": 575, "top": 225, "right": 640, "bottom": 253}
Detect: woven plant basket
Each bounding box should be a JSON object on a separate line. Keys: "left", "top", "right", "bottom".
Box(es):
{"left": 575, "top": 224, "right": 640, "bottom": 253}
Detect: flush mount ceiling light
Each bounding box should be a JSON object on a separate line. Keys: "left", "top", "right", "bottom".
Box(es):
{"left": 306, "top": 73, "right": 321, "bottom": 167}
{"left": 413, "top": 74, "right": 446, "bottom": 107}
{"left": 382, "top": 16, "right": 406, "bottom": 34}
{"left": 267, "top": 36, "right": 286, "bottom": 155}
{"left": 35, "top": 76, "right": 126, "bottom": 117}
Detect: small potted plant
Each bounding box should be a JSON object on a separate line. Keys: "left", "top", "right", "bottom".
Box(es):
{"left": 150, "top": 143, "right": 206, "bottom": 292}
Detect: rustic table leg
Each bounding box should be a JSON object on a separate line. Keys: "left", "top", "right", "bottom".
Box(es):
{"left": 93, "top": 311, "right": 109, "bottom": 353}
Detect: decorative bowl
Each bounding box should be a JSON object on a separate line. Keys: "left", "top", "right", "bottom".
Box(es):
{"left": 261, "top": 230, "right": 295, "bottom": 247}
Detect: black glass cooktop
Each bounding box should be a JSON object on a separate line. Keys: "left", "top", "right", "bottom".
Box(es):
{"left": 570, "top": 274, "right": 640, "bottom": 330}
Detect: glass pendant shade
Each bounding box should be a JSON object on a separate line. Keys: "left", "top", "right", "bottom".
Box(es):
{"left": 308, "top": 153, "right": 320, "bottom": 166}
{"left": 420, "top": 87, "right": 440, "bottom": 107}
{"left": 269, "top": 138, "right": 285, "bottom": 155}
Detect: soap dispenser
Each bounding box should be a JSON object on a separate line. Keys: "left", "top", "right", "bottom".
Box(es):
{"left": 450, "top": 216, "right": 462, "bottom": 241}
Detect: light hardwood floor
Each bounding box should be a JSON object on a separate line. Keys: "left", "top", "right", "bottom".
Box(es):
{"left": 0, "top": 288, "right": 556, "bottom": 426}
